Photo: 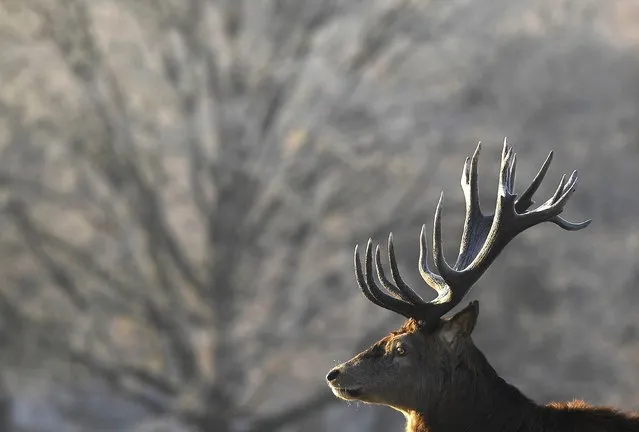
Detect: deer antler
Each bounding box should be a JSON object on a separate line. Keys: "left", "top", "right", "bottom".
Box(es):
{"left": 354, "top": 140, "right": 591, "bottom": 328}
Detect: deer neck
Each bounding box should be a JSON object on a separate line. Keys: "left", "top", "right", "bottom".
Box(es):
{"left": 404, "top": 349, "right": 539, "bottom": 432}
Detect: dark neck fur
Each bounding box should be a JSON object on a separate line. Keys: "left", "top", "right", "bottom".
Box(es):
{"left": 404, "top": 370, "right": 537, "bottom": 432}
{"left": 403, "top": 346, "right": 639, "bottom": 432}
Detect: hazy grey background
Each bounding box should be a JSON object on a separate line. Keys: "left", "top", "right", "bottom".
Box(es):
{"left": 0, "top": 0, "right": 638, "bottom": 431}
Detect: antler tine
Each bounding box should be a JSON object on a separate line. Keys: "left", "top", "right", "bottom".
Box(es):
{"left": 431, "top": 191, "right": 453, "bottom": 280}
{"left": 418, "top": 224, "right": 452, "bottom": 304}
{"left": 354, "top": 241, "right": 417, "bottom": 319}
{"left": 456, "top": 142, "right": 493, "bottom": 270}
{"left": 551, "top": 215, "right": 591, "bottom": 231}
{"left": 375, "top": 240, "right": 423, "bottom": 304}
{"left": 460, "top": 142, "right": 482, "bottom": 218}
{"left": 498, "top": 139, "right": 518, "bottom": 198}
{"left": 515, "top": 150, "right": 553, "bottom": 213}
{"left": 545, "top": 173, "right": 568, "bottom": 208}
{"left": 509, "top": 152, "right": 518, "bottom": 193}
{"left": 354, "top": 244, "right": 388, "bottom": 309}
{"left": 374, "top": 244, "right": 405, "bottom": 300}
{"left": 386, "top": 234, "right": 425, "bottom": 304}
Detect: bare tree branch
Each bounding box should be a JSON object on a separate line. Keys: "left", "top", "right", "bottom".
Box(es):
{"left": 5, "top": 199, "right": 88, "bottom": 310}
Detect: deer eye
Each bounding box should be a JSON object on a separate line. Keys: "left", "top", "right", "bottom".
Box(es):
{"left": 395, "top": 345, "right": 406, "bottom": 356}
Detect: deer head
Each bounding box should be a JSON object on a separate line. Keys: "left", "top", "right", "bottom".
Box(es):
{"left": 326, "top": 141, "right": 590, "bottom": 418}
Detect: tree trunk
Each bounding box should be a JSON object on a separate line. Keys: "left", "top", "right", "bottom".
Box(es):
{"left": 0, "top": 386, "right": 13, "bottom": 432}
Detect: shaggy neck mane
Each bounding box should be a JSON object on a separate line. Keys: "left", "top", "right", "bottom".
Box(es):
{"left": 403, "top": 342, "right": 537, "bottom": 432}
{"left": 402, "top": 341, "right": 639, "bottom": 432}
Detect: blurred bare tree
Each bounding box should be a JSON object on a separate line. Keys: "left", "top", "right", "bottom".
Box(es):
{"left": 1, "top": 0, "right": 639, "bottom": 431}
{"left": 0, "top": 0, "right": 438, "bottom": 430}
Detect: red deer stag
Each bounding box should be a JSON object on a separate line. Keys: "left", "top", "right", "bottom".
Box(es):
{"left": 326, "top": 142, "right": 639, "bottom": 431}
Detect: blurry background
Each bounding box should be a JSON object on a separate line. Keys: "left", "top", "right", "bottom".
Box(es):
{"left": 0, "top": 0, "right": 638, "bottom": 431}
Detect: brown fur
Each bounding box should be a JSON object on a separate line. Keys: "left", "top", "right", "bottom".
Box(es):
{"left": 327, "top": 308, "right": 639, "bottom": 432}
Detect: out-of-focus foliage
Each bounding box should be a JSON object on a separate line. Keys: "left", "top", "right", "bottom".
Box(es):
{"left": 0, "top": 0, "right": 638, "bottom": 431}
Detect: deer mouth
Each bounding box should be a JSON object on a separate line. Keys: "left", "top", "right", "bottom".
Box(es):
{"left": 330, "top": 385, "right": 363, "bottom": 400}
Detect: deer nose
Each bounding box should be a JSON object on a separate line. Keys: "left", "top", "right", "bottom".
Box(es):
{"left": 326, "top": 368, "right": 340, "bottom": 382}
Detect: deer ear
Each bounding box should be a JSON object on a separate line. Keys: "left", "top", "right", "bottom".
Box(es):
{"left": 440, "top": 301, "right": 479, "bottom": 345}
